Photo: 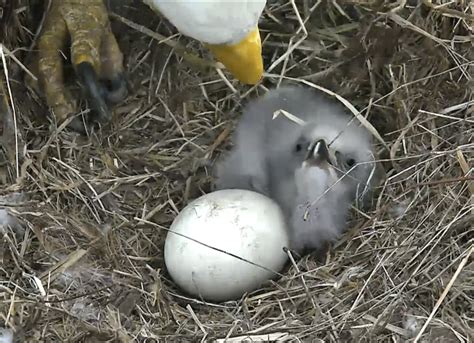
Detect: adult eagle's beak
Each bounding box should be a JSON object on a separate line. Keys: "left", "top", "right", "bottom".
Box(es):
{"left": 207, "top": 27, "right": 263, "bottom": 85}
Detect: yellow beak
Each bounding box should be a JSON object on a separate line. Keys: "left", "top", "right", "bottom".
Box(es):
{"left": 207, "top": 28, "right": 263, "bottom": 85}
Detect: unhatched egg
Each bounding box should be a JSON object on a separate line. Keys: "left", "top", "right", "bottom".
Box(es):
{"left": 164, "top": 189, "right": 289, "bottom": 302}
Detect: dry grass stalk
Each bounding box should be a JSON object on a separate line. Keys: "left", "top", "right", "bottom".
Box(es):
{"left": 0, "top": 0, "right": 472, "bottom": 341}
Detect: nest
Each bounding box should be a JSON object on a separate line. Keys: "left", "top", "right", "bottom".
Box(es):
{"left": 0, "top": 0, "right": 472, "bottom": 341}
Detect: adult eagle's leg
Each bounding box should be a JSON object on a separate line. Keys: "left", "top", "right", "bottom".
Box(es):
{"left": 35, "top": 0, "right": 127, "bottom": 132}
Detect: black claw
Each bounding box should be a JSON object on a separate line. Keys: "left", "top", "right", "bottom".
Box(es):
{"left": 76, "top": 61, "right": 111, "bottom": 124}
{"left": 104, "top": 74, "right": 128, "bottom": 104}
{"left": 66, "top": 116, "right": 87, "bottom": 134}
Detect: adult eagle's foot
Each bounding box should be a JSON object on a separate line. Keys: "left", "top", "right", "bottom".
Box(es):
{"left": 32, "top": 0, "right": 128, "bottom": 132}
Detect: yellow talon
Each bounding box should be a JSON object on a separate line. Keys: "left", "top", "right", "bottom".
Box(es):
{"left": 32, "top": 0, "right": 127, "bottom": 132}
{"left": 74, "top": 54, "right": 95, "bottom": 68}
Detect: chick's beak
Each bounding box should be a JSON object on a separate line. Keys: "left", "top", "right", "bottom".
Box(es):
{"left": 304, "top": 139, "right": 332, "bottom": 167}
{"left": 207, "top": 27, "right": 263, "bottom": 85}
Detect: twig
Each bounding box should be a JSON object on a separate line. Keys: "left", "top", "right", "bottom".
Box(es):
{"left": 109, "top": 13, "right": 220, "bottom": 73}
{"left": 413, "top": 245, "right": 474, "bottom": 342}
{"left": 408, "top": 176, "right": 474, "bottom": 189}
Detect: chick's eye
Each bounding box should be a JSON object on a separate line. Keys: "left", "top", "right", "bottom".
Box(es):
{"left": 346, "top": 158, "right": 356, "bottom": 167}
{"left": 295, "top": 143, "right": 303, "bottom": 152}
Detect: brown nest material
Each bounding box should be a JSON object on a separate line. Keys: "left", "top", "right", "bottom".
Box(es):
{"left": 1, "top": 0, "right": 473, "bottom": 341}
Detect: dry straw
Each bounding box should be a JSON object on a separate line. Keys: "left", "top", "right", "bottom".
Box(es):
{"left": 0, "top": 0, "right": 472, "bottom": 341}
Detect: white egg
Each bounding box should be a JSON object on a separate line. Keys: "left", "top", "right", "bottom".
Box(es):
{"left": 164, "top": 189, "right": 289, "bottom": 302}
